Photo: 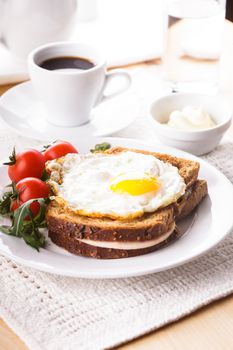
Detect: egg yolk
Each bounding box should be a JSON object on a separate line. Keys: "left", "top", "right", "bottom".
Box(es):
{"left": 110, "top": 176, "right": 161, "bottom": 196}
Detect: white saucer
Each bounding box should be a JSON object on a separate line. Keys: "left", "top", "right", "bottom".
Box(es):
{"left": 0, "top": 81, "right": 138, "bottom": 141}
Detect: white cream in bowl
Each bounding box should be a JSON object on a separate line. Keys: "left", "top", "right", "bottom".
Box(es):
{"left": 149, "top": 93, "right": 232, "bottom": 156}
{"left": 167, "top": 106, "right": 216, "bottom": 131}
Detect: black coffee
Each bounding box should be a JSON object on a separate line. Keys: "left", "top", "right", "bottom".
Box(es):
{"left": 40, "top": 56, "right": 95, "bottom": 71}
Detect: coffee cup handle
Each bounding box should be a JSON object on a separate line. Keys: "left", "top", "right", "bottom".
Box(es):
{"left": 96, "top": 70, "right": 131, "bottom": 105}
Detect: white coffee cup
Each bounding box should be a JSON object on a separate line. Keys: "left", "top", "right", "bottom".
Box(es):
{"left": 28, "top": 42, "right": 131, "bottom": 127}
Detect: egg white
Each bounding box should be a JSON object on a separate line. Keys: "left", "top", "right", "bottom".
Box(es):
{"left": 53, "top": 151, "right": 186, "bottom": 219}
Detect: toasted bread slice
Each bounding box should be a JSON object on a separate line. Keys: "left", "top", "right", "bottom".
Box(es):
{"left": 47, "top": 180, "right": 207, "bottom": 259}
{"left": 46, "top": 147, "right": 207, "bottom": 259}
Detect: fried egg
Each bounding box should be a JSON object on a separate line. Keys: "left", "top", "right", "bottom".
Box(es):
{"left": 52, "top": 151, "right": 186, "bottom": 219}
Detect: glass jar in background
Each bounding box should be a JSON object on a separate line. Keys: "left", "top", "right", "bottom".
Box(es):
{"left": 163, "top": 0, "right": 226, "bottom": 93}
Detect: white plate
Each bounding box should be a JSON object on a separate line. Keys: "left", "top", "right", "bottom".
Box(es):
{"left": 0, "top": 137, "right": 233, "bottom": 279}
{"left": 0, "top": 81, "right": 137, "bottom": 141}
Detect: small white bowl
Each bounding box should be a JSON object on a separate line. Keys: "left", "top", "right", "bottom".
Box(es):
{"left": 149, "top": 93, "right": 232, "bottom": 156}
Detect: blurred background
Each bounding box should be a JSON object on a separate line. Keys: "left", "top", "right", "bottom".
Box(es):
{"left": 226, "top": 0, "right": 233, "bottom": 21}
{"left": 0, "top": 0, "right": 232, "bottom": 84}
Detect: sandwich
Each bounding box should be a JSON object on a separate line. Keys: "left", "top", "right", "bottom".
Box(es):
{"left": 45, "top": 146, "right": 208, "bottom": 259}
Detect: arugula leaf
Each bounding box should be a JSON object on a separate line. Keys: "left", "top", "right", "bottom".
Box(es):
{"left": 0, "top": 183, "right": 19, "bottom": 216}
{"left": 90, "top": 142, "right": 111, "bottom": 153}
{"left": 21, "top": 225, "right": 46, "bottom": 251}
{"left": 0, "top": 198, "right": 48, "bottom": 251}
{"left": 11, "top": 200, "right": 34, "bottom": 237}
{"left": 41, "top": 169, "right": 49, "bottom": 181}
{"left": 0, "top": 191, "right": 12, "bottom": 215}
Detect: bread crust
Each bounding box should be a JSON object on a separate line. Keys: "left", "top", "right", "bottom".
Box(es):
{"left": 176, "top": 180, "right": 207, "bottom": 220}
{"left": 47, "top": 203, "right": 175, "bottom": 242}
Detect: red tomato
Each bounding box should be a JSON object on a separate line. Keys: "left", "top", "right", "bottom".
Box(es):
{"left": 43, "top": 141, "right": 78, "bottom": 161}
{"left": 7, "top": 149, "right": 45, "bottom": 183}
{"left": 11, "top": 177, "right": 49, "bottom": 216}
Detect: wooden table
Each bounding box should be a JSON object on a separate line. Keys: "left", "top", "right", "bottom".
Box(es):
{"left": 0, "top": 20, "right": 233, "bottom": 350}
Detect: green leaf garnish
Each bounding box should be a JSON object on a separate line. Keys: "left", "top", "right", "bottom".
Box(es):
{"left": 90, "top": 142, "right": 111, "bottom": 153}
{"left": 0, "top": 183, "right": 18, "bottom": 216}
{"left": 41, "top": 169, "right": 49, "bottom": 181}
{"left": 0, "top": 198, "right": 49, "bottom": 251}
{"left": 0, "top": 190, "right": 12, "bottom": 215}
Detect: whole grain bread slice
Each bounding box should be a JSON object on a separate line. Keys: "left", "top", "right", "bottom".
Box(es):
{"left": 48, "top": 223, "right": 178, "bottom": 259}
{"left": 46, "top": 148, "right": 207, "bottom": 250}
{"left": 47, "top": 180, "right": 207, "bottom": 258}
{"left": 47, "top": 179, "right": 207, "bottom": 242}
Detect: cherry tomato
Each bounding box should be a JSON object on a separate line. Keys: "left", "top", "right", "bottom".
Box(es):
{"left": 11, "top": 177, "right": 49, "bottom": 216}
{"left": 7, "top": 149, "right": 45, "bottom": 183}
{"left": 43, "top": 141, "right": 78, "bottom": 161}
